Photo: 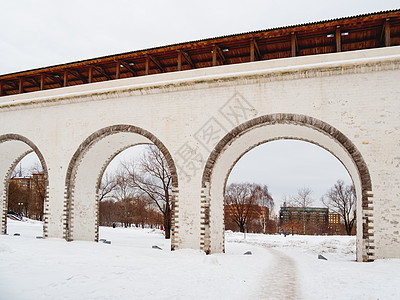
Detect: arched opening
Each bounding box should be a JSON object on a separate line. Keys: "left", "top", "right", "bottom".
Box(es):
{"left": 98, "top": 144, "right": 172, "bottom": 243}
{"left": 0, "top": 134, "right": 49, "bottom": 238}
{"left": 201, "top": 114, "right": 373, "bottom": 262}
{"left": 64, "top": 125, "right": 179, "bottom": 250}
{"left": 225, "top": 140, "right": 354, "bottom": 235}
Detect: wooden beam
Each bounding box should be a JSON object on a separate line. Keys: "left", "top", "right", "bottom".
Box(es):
{"left": 63, "top": 70, "right": 68, "bottom": 87}
{"left": 19, "top": 78, "right": 23, "bottom": 94}
{"left": 93, "top": 66, "right": 111, "bottom": 80}
{"left": 88, "top": 66, "right": 93, "bottom": 83}
{"left": 9, "top": 80, "right": 19, "bottom": 90}
{"left": 49, "top": 74, "right": 63, "bottom": 86}
{"left": 335, "top": 27, "right": 341, "bottom": 52}
{"left": 115, "top": 62, "right": 120, "bottom": 79}
{"left": 119, "top": 61, "right": 136, "bottom": 76}
{"left": 250, "top": 38, "right": 261, "bottom": 61}
{"left": 40, "top": 74, "right": 45, "bottom": 90}
{"left": 250, "top": 40, "right": 255, "bottom": 62}
{"left": 145, "top": 56, "right": 149, "bottom": 75}
{"left": 0, "top": 80, "right": 3, "bottom": 96}
{"left": 216, "top": 45, "right": 226, "bottom": 65}
{"left": 254, "top": 39, "right": 261, "bottom": 60}
{"left": 385, "top": 18, "right": 390, "bottom": 47}
{"left": 181, "top": 51, "right": 195, "bottom": 69}
{"left": 69, "top": 70, "right": 87, "bottom": 84}
{"left": 25, "top": 78, "right": 40, "bottom": 88}
{"left": 33, "top": 78, "right": 40, "bottom": 87}
{"left": 148, "top": 55, "right": 164, "bottom": 73}
{"left": 212, "top": 44, "right": 217, "bottom": 66}
{"left": 177, "top": 50, "right": 182, "bottom": 71}
{"left": 291, "top": 32, "right": 297, "bottom": 57}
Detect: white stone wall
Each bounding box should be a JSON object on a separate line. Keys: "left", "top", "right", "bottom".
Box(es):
{"left": 0, "top": 46, "right": 399, "bottom": 261}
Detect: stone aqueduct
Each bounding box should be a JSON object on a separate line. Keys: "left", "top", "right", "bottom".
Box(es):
{"left": 1, "top": 46, "right": 400, "bottom": 262}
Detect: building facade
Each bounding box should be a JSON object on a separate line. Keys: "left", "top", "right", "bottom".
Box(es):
{"left": 279, "top": 206, "right": 330, "bottom": 235}
{"left": 9, "top": 173, "right": 45, "bottom": 220}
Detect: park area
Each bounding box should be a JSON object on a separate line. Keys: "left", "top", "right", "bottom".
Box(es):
{"left": 0, "top": 218, "right": 399, "bottom": 299}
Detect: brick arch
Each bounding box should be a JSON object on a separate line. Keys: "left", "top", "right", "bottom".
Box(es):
{"left": 0, "top": 134, "right": 49, "bottom": 237}
{"left": 64, "top": 125, "right": 179, "bottom": 248}
{"left": 200, "top": 113, "right": 374, "bottom": 261}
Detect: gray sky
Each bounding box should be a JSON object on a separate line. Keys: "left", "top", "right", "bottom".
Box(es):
{"left": 6, "top": 1, "right": 397, "bottom": 210}
{"left": 227, "top": 140, "right": 352, "bottom": 208}
{"left": 1, "top": 0, "right": 398, "bottom": 74}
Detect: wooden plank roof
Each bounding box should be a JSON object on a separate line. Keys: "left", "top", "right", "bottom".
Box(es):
{"left": 1, "top": 9, "right": 399, "bottom": 97}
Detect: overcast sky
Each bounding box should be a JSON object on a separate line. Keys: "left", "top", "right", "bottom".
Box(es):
{"left": 1, "top": 0, "right": 398, "bottom": 74}
{"left": 5, "top": 1, "right": 398, "bottom": 210}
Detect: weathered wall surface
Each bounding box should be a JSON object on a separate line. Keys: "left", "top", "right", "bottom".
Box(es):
{"left": 1, "top": 46, "right": 399, "bottom": 261}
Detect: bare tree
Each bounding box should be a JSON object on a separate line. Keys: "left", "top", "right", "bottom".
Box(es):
{"left": 112, "top": 169, "right": 134, "bottom": 228}
{"left": 131, "top": 195, "right": 152, "bottom": 228}
{"left": 8, "top": 181, "right": 30, "bottom": 216}
{"left": 225, "top": 183, "right": 273, "bottom": 233}
{"left": 99, "top": 200, "right": 121, "bottom": 226}
{"left": 290, "top": 187, "right": 314, "bottom": 234}
{"left": 322, "top": 180, "right": 356, "bottom": 235}
{"left": 252, "top": 184, "right": 274, "bottom": 233}
{"left": 29, "top": 163, "right": 45, "bottom": 220}
{"left": 147, "top": 205, "right": 164, "bottom": 228}
{"left": 99, "top": 173, "right": 118, "bottom": 202}
{"left": 225, "top": 183, "right": 253, "bottom": 233}
{"left": 123, "top": 145, "right": 173, "bottom": 239}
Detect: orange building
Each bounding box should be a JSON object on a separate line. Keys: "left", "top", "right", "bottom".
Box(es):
{"left": 328, "top": 213, "right": 341, "bottom": 234}
{"left": 9, "top": 173, "right": 45, "bottom": 220}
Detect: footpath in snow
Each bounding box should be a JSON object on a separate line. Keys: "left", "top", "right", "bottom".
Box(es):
{"left": 0, "top": 219, "right": 399, "bottom": 300}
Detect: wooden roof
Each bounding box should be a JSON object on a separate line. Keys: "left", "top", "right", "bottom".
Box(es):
{"left": 1, "top": 9, "right": 399, "bottom": 97}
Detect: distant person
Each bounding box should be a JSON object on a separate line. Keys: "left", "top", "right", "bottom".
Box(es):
{"left": 112, "top": 223, "right": 116, "bottom": 228}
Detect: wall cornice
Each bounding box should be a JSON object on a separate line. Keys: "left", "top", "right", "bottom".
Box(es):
{"left": 1, "top": 47, "right": 399, "bottom": 111}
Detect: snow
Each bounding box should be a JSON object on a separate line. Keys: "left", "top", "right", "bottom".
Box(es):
{"left": 228, "top": 232, "right": 400, "bottom": 299}
{"left": 1, "top": 219, "right": 399, "bottom": 299}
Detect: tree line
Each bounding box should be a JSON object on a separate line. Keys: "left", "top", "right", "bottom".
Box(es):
{"left": 225, "top": 180, "right": 356, "bottom": 236}
{"left": 99, "top": 145, "right": 172, "bottom": 238}
{"left": 8, "top": 145, "right": 357, "bottom": 238}
{"left": 224, "top": 183, "right": 276, "bottom": 233}
{"left": 322, "top": 180, "right": 356, "bottom": 235}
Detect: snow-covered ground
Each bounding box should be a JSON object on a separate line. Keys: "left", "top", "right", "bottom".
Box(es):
{"left": 0, "top": 219, "right": 399, "bottom": 300}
